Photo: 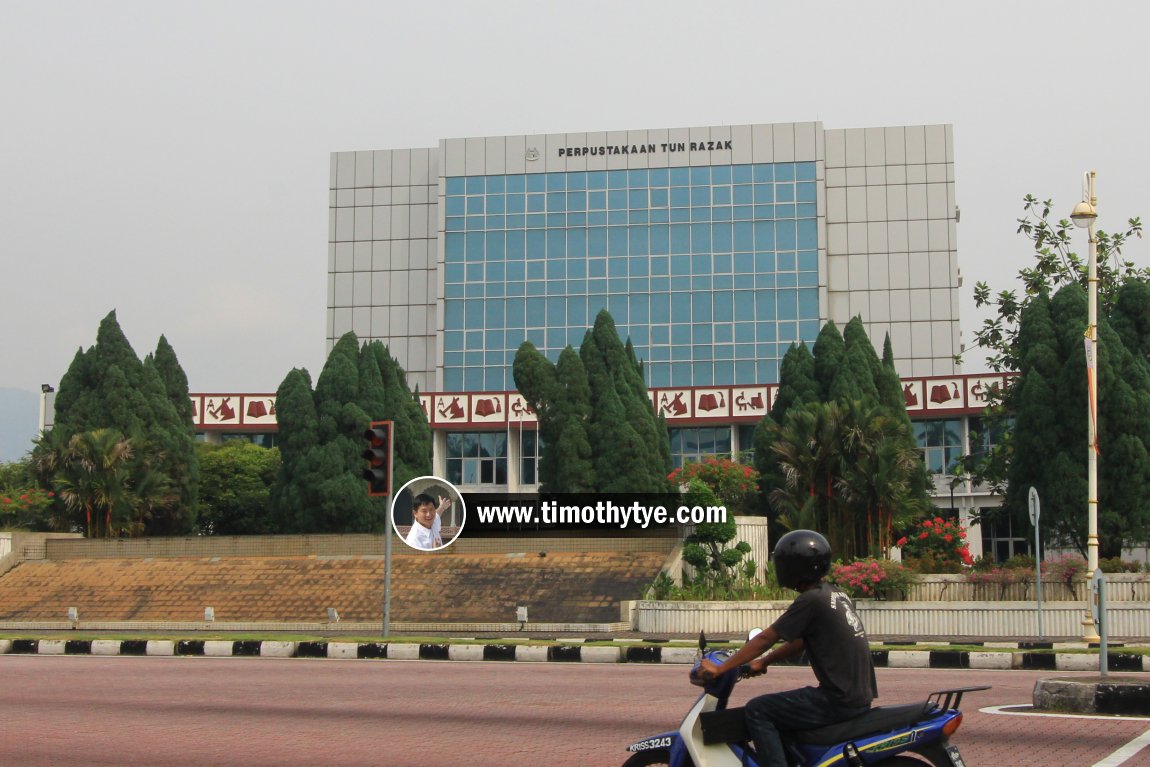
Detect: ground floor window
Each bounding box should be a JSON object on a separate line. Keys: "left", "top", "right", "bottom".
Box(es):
{"left": 669, "top": 427, "right": 731, "bottom": 468}
{"left": 445, "top": 431, "right": 508, "bottom": 485}
{"left": 979, "top": 510, "right": 1030, "bottom": 563}
{"left": 519, "top": 429, "right": 541, "bottom": 486}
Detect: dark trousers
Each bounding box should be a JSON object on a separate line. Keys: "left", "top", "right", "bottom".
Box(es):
{"left": 744, "top": 686, "right": 869, "bottom": 767}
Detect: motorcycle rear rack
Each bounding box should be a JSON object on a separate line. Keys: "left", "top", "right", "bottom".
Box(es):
{"left": 927, "top": 686, "right": 991, "bottom": 712}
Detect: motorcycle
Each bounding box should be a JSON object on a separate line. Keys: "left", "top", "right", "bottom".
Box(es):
{"left": 622, "top": 633, "right": 987, "bottom": 767}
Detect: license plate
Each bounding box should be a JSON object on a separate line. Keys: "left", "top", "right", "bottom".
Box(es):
{"left": 946, "top": 745, "right": 967, "bottom": 767}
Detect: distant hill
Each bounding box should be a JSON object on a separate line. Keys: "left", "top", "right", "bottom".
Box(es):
{"left": 0, "top": 388, "right": 39, "bottom": 463}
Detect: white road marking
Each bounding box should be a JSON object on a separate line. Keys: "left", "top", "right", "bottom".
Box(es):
{"left": 1092, "top": 729, "right": 1150, "bottom": 767}
{"left": 981, "top": 706, "right": 1150, "bottom": 766}
{"left": 980, "top": 705, "right": 1150, "bottom": 722}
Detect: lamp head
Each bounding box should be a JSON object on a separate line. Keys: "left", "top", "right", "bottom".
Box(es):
{"left": 1071, "top": 200, "right": 1097, "bottom": 229}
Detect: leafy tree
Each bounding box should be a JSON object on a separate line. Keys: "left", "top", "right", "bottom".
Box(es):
{"left": 196, "top": 441, "right": 280, "bottom": 535}
{"left": 972, "top": 195, "right": 1143, "bottom": 372}
{"left": 966, "top": 195, "right": 1149, "bottom": 558}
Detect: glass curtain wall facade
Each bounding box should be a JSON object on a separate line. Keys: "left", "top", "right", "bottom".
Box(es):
{"left": 442, "top": 163, "right": 821, "bottom": 391}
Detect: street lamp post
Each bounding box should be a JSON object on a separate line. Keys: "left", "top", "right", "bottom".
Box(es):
{"left": 1071, "top": 170, "right": 1100, "bottom": 643}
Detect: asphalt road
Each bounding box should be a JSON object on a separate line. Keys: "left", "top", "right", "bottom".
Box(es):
{"left": 4, "top": 656, "right": 1150, "bottom": 766}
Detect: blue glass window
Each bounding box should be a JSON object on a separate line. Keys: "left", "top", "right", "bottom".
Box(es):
{"left": 691, "top": 224, "right": 711, "bottom": 254}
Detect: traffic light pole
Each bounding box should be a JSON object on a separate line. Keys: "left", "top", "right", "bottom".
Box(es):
{"left": 363, "top": 421, "right": 394, "bottom": 637}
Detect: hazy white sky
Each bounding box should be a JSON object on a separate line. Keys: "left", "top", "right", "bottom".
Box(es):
{"left": 2, "top": 0, "right": 1146, "bottom": 396}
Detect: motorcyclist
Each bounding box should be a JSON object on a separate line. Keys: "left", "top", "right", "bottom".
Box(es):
{"left": 693, "top": 530, "right": 877, "bottom": 767}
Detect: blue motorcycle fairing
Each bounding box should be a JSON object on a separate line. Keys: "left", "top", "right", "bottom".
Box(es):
{"left": 790, "top": 710, "right": 960, "bottom": 766}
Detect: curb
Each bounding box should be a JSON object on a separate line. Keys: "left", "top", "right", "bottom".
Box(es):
{"left": 1, "top": 638, "right": 1146, "bottom": 671}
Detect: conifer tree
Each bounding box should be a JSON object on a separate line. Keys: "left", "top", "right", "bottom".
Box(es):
{"left": 41, "top": 311, "right": 198, "bottom": 535}
{"left": 811, "top": 321, "right": 845, "bottom": 400}
{"left": 270, "top": 333, "right": 431, "bottom": 533}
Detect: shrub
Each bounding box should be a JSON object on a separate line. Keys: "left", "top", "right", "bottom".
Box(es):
{"left": 1003, "top": 554, "right": 1037, "bottom": 570}
{"left": 967, "top": 566, "right": 1033, "bottom": 599}
{"left": 1098, "top": 556, "right": 1141, "bottom": 574}
{"left": 1046, "top": 554, "right": 1089, "bottom": 596}
{"left": 827, "top": 558, "right": 916, "bottom": 600}
{"left": 904, "top": 551, "right": 965, "bottom": 574}
{"left": 896, "top": 516, "right": 973, "bottom": 570}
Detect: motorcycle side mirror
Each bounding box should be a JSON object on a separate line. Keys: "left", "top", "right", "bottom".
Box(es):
{"left": 748, "top": 628, "right": 763, "bottom": 641}
{"left": 698, "top": 630, "right": 707, "bottom": 652}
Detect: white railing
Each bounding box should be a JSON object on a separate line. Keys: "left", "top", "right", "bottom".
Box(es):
{"left": 632, "top": 599, "right": 1150, "bottom": 639}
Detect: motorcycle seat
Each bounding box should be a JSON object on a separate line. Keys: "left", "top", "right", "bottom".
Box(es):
{"left": 791, "top": 702, "right": 936, "bottom": 745}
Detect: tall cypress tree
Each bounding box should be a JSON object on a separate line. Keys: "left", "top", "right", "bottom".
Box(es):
{"left": 811, "top": 321, "right": 845, "bottom": 401}
{"left": 269, "top": 368, "right": 318, "bottom": 531}
{"left": 832, "top": 317, "right": 882, "bottom": 404}
{"left": 270, "top": 333, "right": 431, "bottom": 533}
{"left": 551, "top": 347, "right": 594, "bottom": 493}
{"left": 581, "top": 310, "right": 670, "bottom": 492}
{"left": 44, "top": 311, "right": 198, "bottom": 535}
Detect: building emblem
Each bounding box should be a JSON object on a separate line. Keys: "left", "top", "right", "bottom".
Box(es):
{"left": 525, "top": 147, "right": 540, "bottom": 161}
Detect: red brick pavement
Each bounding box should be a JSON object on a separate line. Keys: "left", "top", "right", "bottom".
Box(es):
{"left": 2, "top": 657, "right": 1149, "bottom": 766}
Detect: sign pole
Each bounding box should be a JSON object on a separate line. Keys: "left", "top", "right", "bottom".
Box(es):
{"left": 1029, "top": 487, "right": 1043, "bottom": 639}
{"left": 1092, "top": 568, "right": 1108, "bottom": 676}
{"left": 384, "top": 438, "right": 394, "bottom": 638}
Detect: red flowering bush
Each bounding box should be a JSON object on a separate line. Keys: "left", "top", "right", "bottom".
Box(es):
{"left": 826, "top": 558, "right": 916, "bottom": 599}
{"left": 897, "top": 516, "right": 973, "bottom": 571}
{"left": 668, "top": 457, "right": 760, "bottom": 516}
{"left": 0, "top": 487, "right": 56, "bottom": 530}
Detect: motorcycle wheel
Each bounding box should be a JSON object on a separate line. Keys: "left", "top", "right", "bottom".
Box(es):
{"left": 620, "top": 748, "right": 672, "bottom": 767}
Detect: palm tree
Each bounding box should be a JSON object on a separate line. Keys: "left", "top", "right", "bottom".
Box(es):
{"left": 768, "top": 401, "right": 849, "bottom": 553}
{"left": 836, "top": 402, "right": 932, "bottom": 558}
{"left": 34, "top": 429, "right": 134, "bottom": 537}
{"left": 33, "top": 428, "right": 177, "bottom": 538}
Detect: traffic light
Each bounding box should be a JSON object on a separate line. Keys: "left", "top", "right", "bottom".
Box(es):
{"left": 363, "top": 420, "right": 392, "bottom": 497}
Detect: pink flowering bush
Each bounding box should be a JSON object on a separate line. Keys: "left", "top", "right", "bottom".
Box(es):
{"left": 967, "top": 565, "right": 1033, "bottom": 599}
{"left": 826, "top": 558, "right": 916, "bottom": 600}
{"left": 897, "top": 516, "right": 973, "bottom": 571}
{"left": 1046, "top": 554, "right": 1089, "bottom": 597}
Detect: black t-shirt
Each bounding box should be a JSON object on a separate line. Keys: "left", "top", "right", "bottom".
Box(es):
{"left": 769, "top": 582, "right": 878, "bottom": 708}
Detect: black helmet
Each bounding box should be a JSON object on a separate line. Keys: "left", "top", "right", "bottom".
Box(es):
{"left": 773, "top": 530, "right": 832, "bottom": 590}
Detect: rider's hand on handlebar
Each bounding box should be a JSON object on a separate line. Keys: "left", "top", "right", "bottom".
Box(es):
{"left": 691, "top": 658, "right": 721, "bottom": 684}
{"left": 745, "top": 658, "right": 768, "bottom": 677}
